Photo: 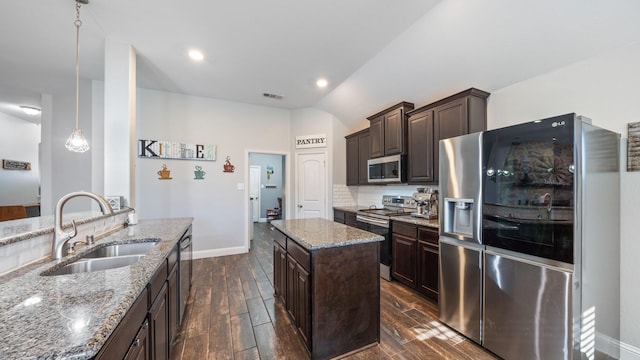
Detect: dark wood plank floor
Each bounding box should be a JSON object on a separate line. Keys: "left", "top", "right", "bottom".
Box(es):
{"left": 171, "top": 222, "right": 498, "bottom": 360}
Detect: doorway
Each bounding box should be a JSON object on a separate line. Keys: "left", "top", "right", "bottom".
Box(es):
{"left": 295, "top": 152, "right": 327, "bottom": 219}
{"left": 248, "top": 152, "right": 286, "bottom": 248}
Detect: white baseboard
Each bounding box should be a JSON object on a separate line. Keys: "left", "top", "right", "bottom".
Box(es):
{"left": 193, "top": 246, "right": 247, "bottom": 259}
{"left": 259, "top": 218, "right": 268, "bottom": 223}
{"left": 619, "top": 340, "right": 640, "bottom": 360}
{"left": 592, "top": 332, "right": 640, "bottom": 360}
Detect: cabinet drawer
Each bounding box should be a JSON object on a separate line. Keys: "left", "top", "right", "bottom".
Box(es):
{"left": 334, "top": 210, "right": 345, "bottom": 223}
{"left": 148, "top": 259, "right": 168, "bottom": 304}
{"left": 418, "top": 227, "right": 439, "bottom": 244}
{"left": 272, "top": 227, "right": 287, "bottom": 248}
{"left": 287, "top": 238, "right": 311, "bottom": 272}
{"left": 392, "top": 221, "right": 417, "bottom": 238}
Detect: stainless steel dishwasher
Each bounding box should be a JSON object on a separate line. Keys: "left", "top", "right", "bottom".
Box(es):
{"left": 179, "top": 225, "right": 193, "bottom": 325}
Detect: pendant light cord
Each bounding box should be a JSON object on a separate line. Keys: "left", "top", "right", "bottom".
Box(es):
{"left": 75, "top": 1, "right": 82, "bottom": 131}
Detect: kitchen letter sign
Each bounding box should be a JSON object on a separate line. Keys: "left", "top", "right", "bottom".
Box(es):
{"left": 138, "top": 139, "right": 216, "bottom": 161}
{"left": 296, "top": 134, "right": 327, "bottom": 149}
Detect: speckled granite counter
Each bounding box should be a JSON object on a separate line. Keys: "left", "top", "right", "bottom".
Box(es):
{"left": 0, "top": 217, "right": 192, "bottom": 360}
{"left": 271, "top": 218, "right": 384, "bottom": 249}
{"left": 392, "top": 215, "right": 440, "bottom": 229}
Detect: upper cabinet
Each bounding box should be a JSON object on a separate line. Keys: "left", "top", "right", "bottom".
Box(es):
{"left": 345, "top": 128, "right": 370, "bottom": 186}
{"left": 407, "top": 88, "right": 489, "bottom": 184}
{"left": 367, "top": 102, "right": 415, "bottom": 158}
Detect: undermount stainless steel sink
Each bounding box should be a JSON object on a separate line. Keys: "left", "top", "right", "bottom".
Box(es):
{"left": 41, "top": 240, "right": 160, "bottom": 276}
{"left": 81, "top": 241, "right": 159, "bottom": 258}
{"left": 41, "top": 255, "right": 146, "bottom": 276}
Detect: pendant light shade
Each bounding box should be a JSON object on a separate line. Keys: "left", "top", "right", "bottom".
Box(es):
{"left": 65, "top": 129, "right": 90, "bottom": 152}
{"left": 66, "top": 0, "right": 90, "bottom": 153}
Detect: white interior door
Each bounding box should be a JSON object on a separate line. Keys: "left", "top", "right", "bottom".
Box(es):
{"left": 296, "top": 152, "right": 326, "bottom": 219}
{"left": 250, "top": 165, "right": 261, "bottom": 224}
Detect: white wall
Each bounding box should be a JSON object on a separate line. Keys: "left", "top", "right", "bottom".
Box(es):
{"left": 0, "top": 112, "right": 40, "bottom": 205}
{"left": 487, "top": 42, "right": 640, "bottom": 358}
{"left": 135, "top": 89, "right": 291, "bottom": 257}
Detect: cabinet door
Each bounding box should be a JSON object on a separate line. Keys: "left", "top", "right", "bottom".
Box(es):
{"left": 150, "top": 283, "right": 169, "bottom": 360}
{"left": 407, "top": 110, "right": 434, "bottom": 183}
{"left": 124, "top": 320, "right": 150, "bottom": 360}
{"left": 392, "top": 234, "right": 417, "bottom": 287}
{"left": 345, "top": 212, "right": 357, "bottom": 227}
{"left": 358, "top": 131, "right": 370, "bottom": 185}
{"left": 168, "top": 265, "right": 179, "bottom": 345}
{"left": 296, "top": 263, "right": 311, "bottom": 350}
{"left": 433, "top": 97, "right": 468, "bottom": 182}
{"left": 418, "top": 241, "right": 439, "bottom": 301}
{"left": 346, "top": 135, "right": 359, "bottom": 186}
{"left": 273, "top": 243, "right": 287, "bottom": 299}
{"left": 384, "top": 108, "right": 405, "bottom": 156}
{"left": 333, "top": 209, "right": 346, "bottom": 224}
{"left": 369, "top": 116, "right": 384, "bottom": 158}
{"left": 286, "top": 255, "right": 298, "bottom": 321}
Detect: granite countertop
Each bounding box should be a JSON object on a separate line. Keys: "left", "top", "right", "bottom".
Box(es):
{"left": 0, "top": 208, "right": 133, "bottom": 247}
{"left": 0, "top": 217, "right": 192, "bottom": 360}
{"left": 392, "top": 215, "right": 440, "bottom": 229}
{"left": 271, "top": 218, "right": 384, "bottom": 250}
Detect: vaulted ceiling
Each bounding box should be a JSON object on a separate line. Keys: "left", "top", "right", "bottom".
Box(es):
{"left": 1, "top": 0, "right": 639, "bottom": 128}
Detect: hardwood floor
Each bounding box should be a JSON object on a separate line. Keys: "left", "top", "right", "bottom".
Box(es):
{"left": 171, "top": 222, "right": 498, "bottom": 360}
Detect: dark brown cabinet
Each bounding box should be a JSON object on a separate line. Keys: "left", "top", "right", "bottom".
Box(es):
{"left": 407, "top": 110, "right": 435, "bottom": 183}
{"left": 150, "top": 282, "right": 169, "bottom": 360}
{"left": 345, "top": 129, "right": 370, "bottom": 185}
{"left": 367, "top": 102, "right": 414, "bottom": 158}
{"left": 417, "top": 227, "right": 439, "bottom": 300}
{"left": 124, "top": 319, "right": 150, "bottom": 360}
{"left": 333, "top": 209, "right": 357, "bottom": 227}
{"left": 406, "top": 88, "right": 489, "bottom": 184}
{"left": 167, "top": 265, "right": 178, "bottom": 345}
{"left": 272, "top": 226, "right": 380, "bottom": 359}
{"left": 392, "top": 221, "right": 439, "bottom": 301}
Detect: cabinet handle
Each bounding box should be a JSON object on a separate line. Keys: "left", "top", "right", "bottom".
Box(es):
{"left": 133, "top": 339, "right": 140, "bottom": 347}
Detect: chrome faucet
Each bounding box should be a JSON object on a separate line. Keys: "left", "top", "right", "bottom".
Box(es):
{"left": 52, "top": 191, "right": 114, "bottom": 260}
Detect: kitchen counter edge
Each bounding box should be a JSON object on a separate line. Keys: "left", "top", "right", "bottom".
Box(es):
{"left": 271, "top": 218, "right": 384, "bottom": 250}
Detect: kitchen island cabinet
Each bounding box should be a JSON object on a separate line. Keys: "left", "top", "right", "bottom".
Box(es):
{"left": 271, "top": 218, "right": 384, "bottom": 360}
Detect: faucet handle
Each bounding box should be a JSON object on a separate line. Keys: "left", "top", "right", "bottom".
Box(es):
{"left": 68, "top": 220, "right": 78, "bottom": 239}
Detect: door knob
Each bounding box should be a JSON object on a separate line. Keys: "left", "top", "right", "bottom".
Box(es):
{"left": 298, "top": 205, "right": 303, "bottom": 208}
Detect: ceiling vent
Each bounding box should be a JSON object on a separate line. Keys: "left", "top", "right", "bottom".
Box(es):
{"left": 263, "top": 93, "right": 284, "bottom": 100}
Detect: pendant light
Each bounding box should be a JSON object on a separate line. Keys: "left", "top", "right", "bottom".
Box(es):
{"left": 65, "top": 0, "right": 90, "bottom": 153}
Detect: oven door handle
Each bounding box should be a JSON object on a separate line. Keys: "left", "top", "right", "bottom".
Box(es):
{"left": 356, "top": 215, "right": 389, "bottom": 227}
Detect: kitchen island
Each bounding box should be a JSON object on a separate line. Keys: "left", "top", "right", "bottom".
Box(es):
{"left": 0, "top": 217, "right": 192, "bottom": 359}
{"left": 271, "top": 218, "right": 384, "bottom": 360}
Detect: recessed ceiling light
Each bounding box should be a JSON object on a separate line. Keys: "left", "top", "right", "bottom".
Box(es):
{"left": 19, "top": 106, "right": 41, "bottom": 115}
{"left": 188, "top": 49, "right": 204, "bottom": 61}
{"left": 316, "top": 78, "right": 328, "bottom": 88}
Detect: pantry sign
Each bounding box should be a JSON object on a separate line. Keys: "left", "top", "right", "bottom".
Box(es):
{"left": 138, "top": 139, "right": 216, "bottom": 161}
{"left": 296, "top": 134, "right": 327, "bottom": 149}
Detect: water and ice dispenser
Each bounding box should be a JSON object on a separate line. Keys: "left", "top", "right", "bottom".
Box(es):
{"left": 443, "top": 198, "right": 474, "bottom": 239}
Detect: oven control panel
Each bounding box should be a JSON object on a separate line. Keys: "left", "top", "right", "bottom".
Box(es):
{"left": 382, "top": 195, "right": 416, "bottom": 209}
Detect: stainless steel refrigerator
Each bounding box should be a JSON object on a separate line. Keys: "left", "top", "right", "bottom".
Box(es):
{"left": 438, "top": 132, "right": 484, "bottom": 345}
{"left": 481, "top": 114, "right": 620, "bottom": 360}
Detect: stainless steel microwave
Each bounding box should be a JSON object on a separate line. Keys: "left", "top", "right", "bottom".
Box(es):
{"left": 367, "top": 154, "right": 406, "bottom": 184}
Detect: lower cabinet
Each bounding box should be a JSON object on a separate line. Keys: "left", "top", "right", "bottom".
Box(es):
{"left": 392, "top": 221, "right": 439, "bottom": 301}
{"left": 95, "top": 242, "right": 186, "bottom": 360}
{"left": 124, "top": 319, "right": 150, "bottom": 360}
{"left": 150, "top": 281, "right": 169, "bottom": 360}
{"left": 333, "top": 209, "right": 357, "bottom": 227}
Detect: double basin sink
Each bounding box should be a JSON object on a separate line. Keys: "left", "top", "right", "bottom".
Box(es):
{"left": 41, "top": 240, "right": 160, "bottom": 276}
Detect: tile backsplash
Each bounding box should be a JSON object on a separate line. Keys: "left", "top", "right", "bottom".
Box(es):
{"left": 333, "top": 184, "right": 438, "bottom": 209}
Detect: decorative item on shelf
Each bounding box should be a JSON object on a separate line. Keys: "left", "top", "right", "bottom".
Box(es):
{"left": 138, "top": 139, "right": 216, "bottom": 161}
{"left": 158, "top": 164, "right": 172, "bottom": 179}
{"left": 194, "top": 165, "right": 206, "bottom": 180}
{"left": 65, "top": 0, "right": 90, "bottom": 153}
{"left": 2, "top": 159, "right": 31, "bottom": 170}
{"left": 628, "top": 122, "right": 640, "bottom": 171}
{"left": 223, "top": 156, "right": 235, "bottom": 173}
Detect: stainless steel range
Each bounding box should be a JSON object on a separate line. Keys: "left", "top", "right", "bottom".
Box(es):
{"left": 356, "top": 195, "right": 416, "bottom": 281}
